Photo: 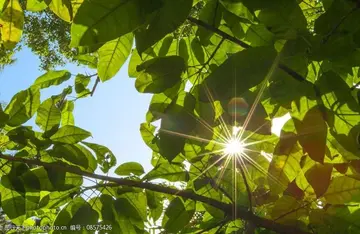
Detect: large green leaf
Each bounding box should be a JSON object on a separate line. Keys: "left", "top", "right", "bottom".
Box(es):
{"left": 50, "top": 125, "right": 91, "bottom": 144}
{"left": 33, "top": 70, "right": 71, "bottom": 89}
{"left": 324, "top": 176, "right": 360, "bottom": 204}
{"left": 135, "top": 56, "right": 186, "bottom": 93}
{"left": 60, "top": 100, "right": 75, "bottom": 126}
{"left": 26, "top": 0, "right": 48, "bottom": 11}
{"left": 196, "top": 0, "right": 222, "bottom": 45}
{"left": 70, "top": 0, "right": 160, "bottom": 47}
{"left": 4, "top": 87, "right": 40, "bottom": 127}
{"left": 144, "top": 163, "right": 189, "bottom": 182}
{"left": 98, "top": 33, "right": 133, "bottom": 82}
{"left": 50, "top": 143, "right": 97, "bottom": 172}
{"left": 53, "top": 197, "right": 99, "bottom": 232}
{"left": 199, "top": 46, "right": 277, "bottom": 101}
{"left": 0, "top": 0, "right": 24, "bottom": 49}
{"left": 46, "top": 0, "right": 72, "bottom": 22}
{"left": 35, "top": 97, "right": 61, "bottom": 132}
{"left": 162, "top": 197, "right": 194, "bottom": 233}
{"left": 135, "top": 0, "right": 192, "bottom": 54}
{"left": 115, "top": 162, "right": 144, "bottom": 176}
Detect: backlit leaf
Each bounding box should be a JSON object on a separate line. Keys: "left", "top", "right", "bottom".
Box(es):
{"left": 50, "top": 125, "right": 91, "bottom": 144}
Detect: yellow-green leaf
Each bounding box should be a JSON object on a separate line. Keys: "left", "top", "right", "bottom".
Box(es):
{"left": 0, "top": 0, "right": 24, "bottom": 49}
{"left": 97, "top": 33, "right": 133, "bottom": 82}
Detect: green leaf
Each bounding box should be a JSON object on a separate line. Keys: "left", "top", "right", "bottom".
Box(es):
{"left": 144, "top": 163, "right": 189, "bottom": 182}
{"left": 294, "top": 106, "right": 328, "bottom": 163}
{"left": 324, "top": 176, "right": 360, "bottom": 204}
{"left": 0, "top": 106, "right": 9, "bottom": 128}
{"left": 199, "top": 46, "right": 277, "bottom": 101}
{"left": 82, "top": 142, "right": 117, "bottom": 173}
{"left": 135, "top": 56, "right": 185, "bottom": 93}
{"left": 305, "top": 163, "right": 333, "bottom": 198}
{"left": 50, "top": 143, "right": 97, "bottom": 172}
{"left": 74, "top": 54, "right": 98, "bottom": 68}
{"left": 140, "top": 123, "right": 159, "bottom": 152}
{"left": 50, "top": 125, "right": 91, "bottom": 144}
{"left": 26, "top": 0, "right": 48, "bottom": 11}
{"left": 135, "top": 0, "right": 192, "bottom": 54}
{"left": 70, "top": 0, "right": 160, "bottom": 47}
{"left": 115, "top": 162, "right": 144, "bottom": 176}
{"left": 0, "top": 0, "right": 24, "bottom": 49}
{"left": 53, "top": 197, "right": 99, "bottom": 232}
{"left": 4, "top": 87, "right": 40, "bottom": 127}
{"left": 270, "top": 195, "right": 307, "bottom": 222}
{"left": 33, "top": 70, "right": 71, "bottom": 89}
{"left": 196, "top": 0, "right": 222, "bottom": 45}
{"left": 61, "top": 100, "right": 75, "bottom": 126}
{"left": 98, "top": 33, "right": 133, "bottom": 82}
{"left": 162, "top": 197, "right": 194, "bottom": 233}
{"left": 46, "top": 0, "right": 72, "bottom": 22}
{"left": 35, "top": 97, "right": 61, "bottom": 132}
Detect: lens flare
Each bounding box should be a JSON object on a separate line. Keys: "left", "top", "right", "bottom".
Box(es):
{"left": 228, "top": 97, "right": 249, "bottom": 118}
{"left": 224, "top": 138, "right": 245, "bottom": 156}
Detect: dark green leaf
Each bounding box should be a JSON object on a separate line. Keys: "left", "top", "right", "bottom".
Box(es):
{"left": 135, "top": 0, "right": 192, "bottom": 54}
{"left": 135, "top": 56, "right": 185, "bottom": 93}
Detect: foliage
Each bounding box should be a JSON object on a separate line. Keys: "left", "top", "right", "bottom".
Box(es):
{"left": 0, "top": 0, "right": 360, "bottom": 233}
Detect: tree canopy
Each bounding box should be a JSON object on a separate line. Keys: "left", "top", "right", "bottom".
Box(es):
{"left": 1, "top": 0, "right": 360, "bottom": 233}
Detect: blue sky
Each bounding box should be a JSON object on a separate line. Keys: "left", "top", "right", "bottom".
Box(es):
{"left": 0, "top": 47, "right": 154, "bottom": 173}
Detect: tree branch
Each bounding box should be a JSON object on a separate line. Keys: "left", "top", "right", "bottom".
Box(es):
{"left": 187, "top": 17, "right": 306, "bottom": 83}
{"left": 0, "top": 153, "right": 310, "bottom": 234}
{"left": 91, "top": 77, "right": 100, "bottom": 97}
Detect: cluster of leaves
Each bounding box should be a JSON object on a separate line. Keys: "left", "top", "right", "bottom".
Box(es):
{"left": 0, "top": 0, "right": 360, "bottom": 233}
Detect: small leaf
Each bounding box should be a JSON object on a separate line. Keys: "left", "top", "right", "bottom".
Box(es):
{"left": 135, "top": 56, "right": 185, "bottom": 94}
{"left": 98, "top": 33, "right": 133, "bottom": 82}
{"left": 33, "top": 70, "right": 72, "bottom": 89}
{"left": 0, "top": 0, "right": 24, "bottom": 49}
{"left": 144, "top": 163, "right": 188, "bottom": 182}
{"left": 140, "top": 123, "right": 159, "bottom": 152}
{"left": 82, "top": 142, "right": 116, "bottom": 173}
{"left": 74, "top": 74, "right": 91, "bottom": 95}
{"left": 36, "top": 98, "right": 61, "bottom": 132}
{"left": 50, "top": 125, "right": 91, "bottom": 144}
{"left": 305, "top": 163, "right": 333, "bottom": 198}
{"left": 115, "top": 162, "right": 144, "bottom": 176}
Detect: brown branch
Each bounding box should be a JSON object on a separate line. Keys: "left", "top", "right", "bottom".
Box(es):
{"left": 91, "top": 77, "right": 100, "bottom": 97}
{"left": 187, "top": 16, "right": 306, "bottom": 83}
{"left": 0, "top": 153, "right": 310, "bottom": 234}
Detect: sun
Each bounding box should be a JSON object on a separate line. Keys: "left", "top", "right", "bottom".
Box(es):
{"left": 224, "top": 137, "right": 245, "bottom": 156}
